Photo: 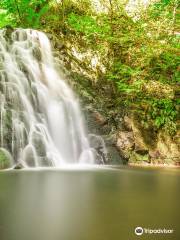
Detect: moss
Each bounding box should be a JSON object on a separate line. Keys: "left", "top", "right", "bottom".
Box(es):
{"left": 0, "top": 148, "right": 11, "bottom": 169}
{"left": 129, "top": 152, "right": 150, "bottom": 163}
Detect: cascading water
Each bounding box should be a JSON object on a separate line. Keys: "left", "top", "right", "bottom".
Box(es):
{"left": 0, "top": 28, "right": 105, "bottom": 168}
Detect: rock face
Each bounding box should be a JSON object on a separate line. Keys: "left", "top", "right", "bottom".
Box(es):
{"left": 116, "top": 115, "right": 180, "bottom": 165}
{"left": 117, "top": 131, "right": 134, "bottom": 159}
{"left": 84, "top": 107, "right": 123, "bottom": 165}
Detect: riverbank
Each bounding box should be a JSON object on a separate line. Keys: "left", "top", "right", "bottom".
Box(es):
{"left": 129, "top": 162, "right": 180, "bottom": 168}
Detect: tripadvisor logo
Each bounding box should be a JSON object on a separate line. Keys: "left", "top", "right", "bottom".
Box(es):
{"left": 135, "top": 226, "right": 174, "bottom": 236}
{"left": 135, "top": 227, "right": 143, "bottom": 236}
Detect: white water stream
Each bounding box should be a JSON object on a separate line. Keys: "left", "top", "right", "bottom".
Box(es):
{"left": 0, "top": 28, "right": 104, "bottom": 167}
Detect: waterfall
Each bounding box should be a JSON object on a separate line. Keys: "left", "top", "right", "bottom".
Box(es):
{"left": 0, "top": 28, "right": 104, "bottom": 168}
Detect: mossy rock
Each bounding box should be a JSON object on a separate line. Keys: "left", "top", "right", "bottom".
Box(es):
{"left": 0, "top": 148, "right": 12, "bottom": 169}
{"left": 129, "top": 152, "right": 150, "bottom": 163}
{"left": 3, "top": 26, "right": 14, "bottom": 43}
{"left": 14, "top": 163, "right": 24, "bottom": 169}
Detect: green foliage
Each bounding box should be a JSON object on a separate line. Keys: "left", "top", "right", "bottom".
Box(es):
{"left": 116, "top": 81, "right": 142, "bottom": 94}
{"left": 148, "top": 98, "right": 177, "bottom": 134}
{"left": 67, "top": 13, "right": 111, "bottom": 43}
{"left": 0, "top": 0, "right": 49, "bottom": 28}
{"left": 151, "top": 0, "right": 178, "bottom": 17}
{"left": 0, "top": 9, "right": 15, "bottom": 28}
{"left": 67, "top": 13, "right": 100, "bottom": 36}
{"left": 150, "top": 51, "right": 180, "bottom": 83}
{"left": 107, "top": 62, "right": 143, "bottom": 93}
{"left": 0, "top": 0, "right": 178, "bottom": 134}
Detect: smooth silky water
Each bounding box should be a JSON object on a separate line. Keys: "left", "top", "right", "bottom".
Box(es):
{"left": 0, "top": 166, "right": 180, "bottom": 240}
{"left": 0, "top": 28, "right": 106, "bottom": 168}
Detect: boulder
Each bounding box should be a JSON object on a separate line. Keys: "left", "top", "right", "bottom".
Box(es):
{"left": 14, "top": 163, "right": 24, "bottom": 170}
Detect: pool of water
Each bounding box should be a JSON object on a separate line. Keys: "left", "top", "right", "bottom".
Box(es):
{"left": 0, "top": 166, "right": 179, "bottom": 240}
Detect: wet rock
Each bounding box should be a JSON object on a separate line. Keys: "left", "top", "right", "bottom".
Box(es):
{"left": 14, "top": 163, "right": 24, "bottom": 169}
{"left": 107, "top": 146, "right": 123, "bottom": 164}
{"left": 103, "top": 134, "right": 116, "bottom": 146}
{"left": 93, "top": 150, "right": 104, "bottom": 164}
{"left": 32, "top": 47, "right": 42, "bottom": 61}
{"left": 85, "top": 107, "right": 111, "bottom": 136}
{"left": 4, "top": 25, "right": 14, "bottom": 40}
{"left": 88, "top": 134, "right": 107, "bottom": 163}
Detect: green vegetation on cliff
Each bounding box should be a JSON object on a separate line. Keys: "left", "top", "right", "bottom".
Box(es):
{"left": 0, "top": 0, "right": 179, "bottom": 164}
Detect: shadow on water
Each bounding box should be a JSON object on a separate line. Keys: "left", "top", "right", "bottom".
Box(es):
{"left": 0, "top": 166, "right": 180, "bottom": 240}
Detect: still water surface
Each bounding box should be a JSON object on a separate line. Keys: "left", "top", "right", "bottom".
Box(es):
{"left": 0, "top": 166, "right": 179, "bottom": 240}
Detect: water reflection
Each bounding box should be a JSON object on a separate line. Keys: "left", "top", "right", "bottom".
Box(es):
{"left": 0, "top": 167, "right": 179, "bottom": 240}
